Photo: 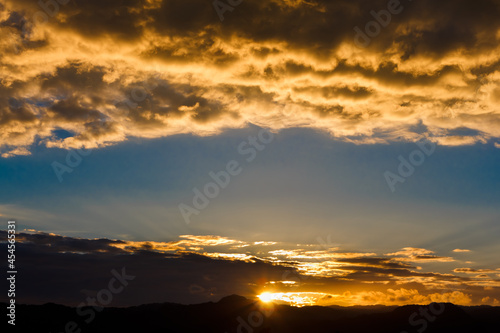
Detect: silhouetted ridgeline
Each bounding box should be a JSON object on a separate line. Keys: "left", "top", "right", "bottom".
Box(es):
{"left": 2, "top": 295, "right": 500, "bottom": 332}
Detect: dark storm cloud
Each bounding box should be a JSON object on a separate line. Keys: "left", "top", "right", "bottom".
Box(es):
{"left": 335, "top": 257, "right": 414, "bottom": 269}
{"left": 63, "top": 0, "right": 500, "bottom": 59}
{"left": 5, "top": 0, "right": 500, "bottom": 60}
{"left": 0, "top": 231, "right": 293, "bottom": 305}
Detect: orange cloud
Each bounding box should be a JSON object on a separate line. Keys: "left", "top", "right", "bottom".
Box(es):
{"left": 7, "top": 230, "right": 500, "bottom": 305}
{"left": 260, "top": 289, "right": 474, "bottom": 307}
{"left": 453, "top": 268, "right": 500, "bottom": 274}
{"left": 2, "top": 0, "right": 500, "bottom": 156}
{"left": 352, "top": 289, "right": 472, "bottom": 306}
{"left": 386, "top": 247, "right": 454, "bottom": 262}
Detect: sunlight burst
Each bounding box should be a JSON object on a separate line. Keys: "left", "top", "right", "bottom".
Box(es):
{"left": 258, "top": 292, "right": 330, "bottom": 307}
{"left": 258, "top": 292, "right": 274, "bottom": 303}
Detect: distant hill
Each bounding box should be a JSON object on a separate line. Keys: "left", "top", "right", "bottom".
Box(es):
{"left": 2, "top": 295, "right": 500, "bottom": 332}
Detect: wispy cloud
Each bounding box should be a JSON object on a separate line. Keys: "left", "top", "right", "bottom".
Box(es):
{"left": 386, "top": 247, "right": 455, "bottom": 262}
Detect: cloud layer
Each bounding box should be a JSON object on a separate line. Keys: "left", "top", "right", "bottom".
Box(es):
{"left": 1, "top": 0, "right": 500, "bottom": 156}
{"left": 3, "top": 230, "right": 499, "bottom": 306}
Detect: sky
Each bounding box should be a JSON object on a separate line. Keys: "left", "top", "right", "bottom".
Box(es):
{"left": 0, "top": 0, "right": 500, "bottom": 307}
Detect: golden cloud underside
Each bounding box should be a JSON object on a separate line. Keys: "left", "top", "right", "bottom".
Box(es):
{"left": 1, "top": 0, "right": 500, "bottom": 156}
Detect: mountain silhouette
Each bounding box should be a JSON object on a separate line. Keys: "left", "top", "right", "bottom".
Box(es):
{"left": 2, "top": 296, "right": 499, "bottom": 332}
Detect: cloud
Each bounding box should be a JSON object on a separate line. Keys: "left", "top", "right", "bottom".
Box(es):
{"left": 386, "top": 247, "right": 455, "bottom": 262}
{"left": 453, "top": 249, "right": 471, "bottom": 253}
{"left": 3, "top": 230, "right": 499, "bottom": 306}
{"left": 264, "top": 288, "right": 475, "bottom": 307}
{"left": 481, "top": 296, "right": 500, "bottom": 305}
{"left": 350, "top": 289, "right": 473, "bottom": 306}
{"left": 453, "top": 268, "right": 500, "bottom": 274}
{"left": 1, "top": 0, "right": 500, "bottom": 156}
{"left": 1, "top": 146, "right": 30, "bottom": 157}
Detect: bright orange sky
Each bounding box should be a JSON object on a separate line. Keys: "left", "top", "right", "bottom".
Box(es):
{"left": 6, "top": 230, "right": 499, "bottom": 307}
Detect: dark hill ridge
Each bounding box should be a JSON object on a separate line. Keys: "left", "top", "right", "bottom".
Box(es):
{"left": 2, "top": 295, "right": 500, "bottom": 333}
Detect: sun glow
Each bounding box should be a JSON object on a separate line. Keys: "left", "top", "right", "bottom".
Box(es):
{"left": 258, "top": 292, "right": 274, "bottom": 303}
{"left": 258, "top": 292, "right": 330, "bottom": 307}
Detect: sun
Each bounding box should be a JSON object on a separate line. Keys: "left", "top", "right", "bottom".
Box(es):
{"left": 258, "top": 292, "right": 274, "bottom": 303}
